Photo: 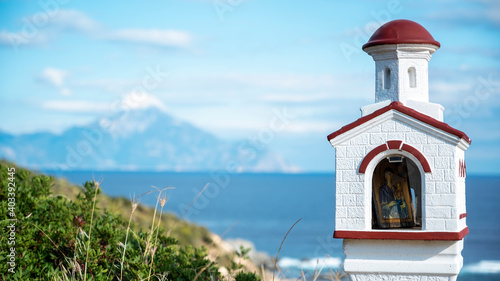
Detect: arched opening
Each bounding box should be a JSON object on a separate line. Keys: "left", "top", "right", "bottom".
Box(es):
{"left": 371, "top": 155, "right": 422, "bottom": 229}
{"left": 408, "top": 67, "right": 416, "bottom": 88}
{"left": 384, "top": 67, "right": 391, "bottom": 89}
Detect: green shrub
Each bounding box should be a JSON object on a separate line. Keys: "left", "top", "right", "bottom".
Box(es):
{"left": 0, "top": 162, "right": 251, "bottom": 280}
{"left": 235, "top": 272, "right": 262, "bottom": 281}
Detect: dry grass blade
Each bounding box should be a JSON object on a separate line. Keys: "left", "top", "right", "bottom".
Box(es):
{"left": 120, "top": 196, "right": 140, "bottom": 280}
{"left": 180, "top": 183, "right": 209, "bottom": 219}
{"left": 144, "top": 186, "right": 173, "bottom": 260}
{"left": 328, "top": 264, "right": 345, "bottom": 281}
{"left": 272, "top": 218, "right": 302, "bottom": 281}
{"left": 191, "top": 262, "right": 211, "bottom": 281}
{"left": 167, "top": 183, "right": 209, "bottom": 237}
{"left": 219, "top": 220, "right": 239, "bottom": 239}
{"left": 261, "top": 263, "right": 267, "bottom": 281}
{"left": 272, "top": 257, "right": 288, "bottom": 280}
{"left": 148, "top": 195, "right": 168, "bottom": 280}
{"left": 310, "top": 259, "right": 324, "bottom": 281}
{"left": 84, "top": 177, "right": 103, "bottom": 280}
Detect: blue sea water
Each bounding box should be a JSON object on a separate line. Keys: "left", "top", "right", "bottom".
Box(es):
{"left": 47, "top": 171, "right": 500, "bottom": 280}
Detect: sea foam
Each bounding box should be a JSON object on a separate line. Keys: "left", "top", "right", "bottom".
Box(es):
{"left": 462, "top": 260, "right": 500, "bottom": 274}
{"left": 277, "top": 256, "right": 343, "bottom": 271}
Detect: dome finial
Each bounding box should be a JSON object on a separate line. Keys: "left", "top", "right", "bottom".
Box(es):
{"left": 363, "top": 19, "right": 440, "bottom": 50}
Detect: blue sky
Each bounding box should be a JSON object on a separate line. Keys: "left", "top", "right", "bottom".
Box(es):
{"left": 0, "top": 0, "right": 499, "bottom": 174}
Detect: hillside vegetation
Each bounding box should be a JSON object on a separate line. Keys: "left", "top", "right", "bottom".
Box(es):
{"left": 0, "top": 161, "right": 261, "bottom": 280}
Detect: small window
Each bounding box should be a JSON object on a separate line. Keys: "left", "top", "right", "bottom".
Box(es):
{"left": 408, "top": 67, "right": 416, "bottom": 88}
{"left": 384, "top": 68, "right": 391, "bottom": 89}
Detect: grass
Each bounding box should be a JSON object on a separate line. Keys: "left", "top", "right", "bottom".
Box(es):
{"left": 269, "top": 218, "right": 346, "bottom": 281}
{"left": 51, "top": 177, "right": 346, "bottom": 281}
{"left": 49, "top": 179, "right": 224, "bottom": 280}
{"left": 51, "top": 177, "right": 214, "bottom": 248}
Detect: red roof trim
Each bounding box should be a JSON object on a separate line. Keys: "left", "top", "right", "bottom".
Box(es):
{"left": 327, "top": 101, "right": 471, "bottom": 144}
{"left": 334, "top": 227, "right": 469, "bottom": 241}
{"left": 387, "top": 140, "right": 403, "bottom": 149}
{"left": 459, "top": 213, "right": 467, "bottom": 220}
{"left": 358, "top": 141, "right": 431, "bottom": 173}
{"left": 401, "top": 143, "right": 432, "bottom": 172}
{"left": 358, "top": 144, "right": 388, "bottom": 173}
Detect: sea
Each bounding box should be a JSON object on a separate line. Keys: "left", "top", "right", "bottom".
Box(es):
{"left": 46, "top": 171, "right": 500, "bottom": 281}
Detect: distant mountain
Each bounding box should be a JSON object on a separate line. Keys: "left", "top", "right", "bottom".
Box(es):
{"left": 0, "top": 108, "right": 294, "bottom": 172}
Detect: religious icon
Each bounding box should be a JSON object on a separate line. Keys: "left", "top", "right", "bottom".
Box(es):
{"left": 372, "top": 156, "right": 415, "bottom": 229}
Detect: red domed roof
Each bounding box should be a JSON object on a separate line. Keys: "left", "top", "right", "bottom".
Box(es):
{"left": 363, "top": 19, "right": 440, "bottom": 49}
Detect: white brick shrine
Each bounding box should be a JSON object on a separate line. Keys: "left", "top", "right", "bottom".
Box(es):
{"left": 327, "top": 20, "right": 471, "bottom": 281}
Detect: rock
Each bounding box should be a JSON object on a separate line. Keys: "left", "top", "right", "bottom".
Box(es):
{"left": 225, "top": 238, "right": 275, "bottom": 269}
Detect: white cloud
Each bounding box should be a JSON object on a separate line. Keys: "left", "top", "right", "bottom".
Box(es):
{"left": 0, "top": 9, "right": 98, "bottom": 49}
{"left": 0, "top": 30, "right": 49, "bottom": 47}
{"left": 285, "top": 120, "right": 344, "bottom": 133}
{"left": 41, "top": 67, "right": 66, "bottom": 87}
{"left": 46, "top": 9, "right": 99, "bottom": 32}
{"left": 107, "top": 29, "right": 193, "bottom": 48}
{"left": 122, "top": 92, "right": 168, "bottom": 112}
{"left": 431, "top": 81, "right": 472, "bottom": 95}
{"left": 41, "top": 100, "right": 110, "bottom": 113}
{"left": 0, "top": 9, "right": 193, "bottom": 51}
{"left": 260, "top": 93, "right": 333, "bottom": 103}
{"left": 426, "top": 0, "right": 500, "bottom": 28}
{"left": 40, "top": 67, "right": 71, "bottom": 96}
{"left": 221, "top": 73, "right": 339, "bottom": 90}
{"left": 41, "top": 92, "right": 168, "bottom": 113}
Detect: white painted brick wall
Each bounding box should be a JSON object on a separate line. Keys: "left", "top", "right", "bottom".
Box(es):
{"left": 381, "top": 120, "right": 396, "bottom": 132}
{"left": 427, "top": 206, "right": 452, "bottom": 219}
{"left": 336, "top": 218, "right": 346, "bottom": 229}
{"left": 405, "top": 131, "right": 428, "bottom": 144}
{"left": 334, "top": 117, "right": 464, "bottom": 233}
{"left": 446, "top": 219, "right": 458, "bottom": 231}
{"left": 423, "top": 144, "right": 438, "bottom": 155}
{"left": 347, "top": 206, "right": 364, "bottom": 218}
{"left": 336, "top": 207, "right": 347, "bottom": 218}
{"left": 435, "top": 182, "right": 450, "bottom": 194}
{"left": 426, "top": 219, "right": 446, "bottom": 230}
{"left": 426, "top": 182, "right": 436, "bottom": 194}
{"left": 336, "top": 157, "right": 355, "bottom": 170}
{"left": 343, "top": 194, "right": 357, "bottom": 206}
{"left": 438, "top": 144, "right": 454, "bottom": 156}
{"left": 349, "top": 182, "right": 364, "bottom": 193}
{"left": 336, "top": 182, "right": 349, "bottom": 194}
{"left": 434, "top": 157, "right": 451, "bottom": 169}
{"left": 346, "top": 146, "right": 365, "bottom": 158}
{"left": 336, "top": 194, "right": 343, "bottom": 209}
{"left": 387, "top": 132, "right": 402, "bottom": 140}
{"left": 395, "top": 120, "right": 412, "bottom": 132}
{"left": 425, "top": 194, "right": 456, "bottom": 207}
{"left": 336, "top": 146, "right": 346, "bottom": 158}
{"left": 370, "top": 133, "right": 386, "bottom": 144}
{"left": 342, "top": 170, "right": 360, "bottom": 182}
{"left": 349, "top": 133, "right": 369, "bottom": 145}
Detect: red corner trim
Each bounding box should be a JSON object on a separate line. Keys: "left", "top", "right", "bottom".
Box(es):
{"left": 358, "top": 144, "right": 388, "bottom": 173}
{"left": 459, "top": 213, "right": 467, "bottom": 219}
{"left": 334, "top": 227, "right": 469, "bottom": 241}
{"left": 358, "top": 141, "right": 431, "bottom": 173}
{"left": 327, "top": 101, "right": 471, "bottom": 144}
{"left": 387, "top": 140, "right": 403, "bottom": 149}
{"left": 401, "top": 144, "right": 432, "bottom": 173}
